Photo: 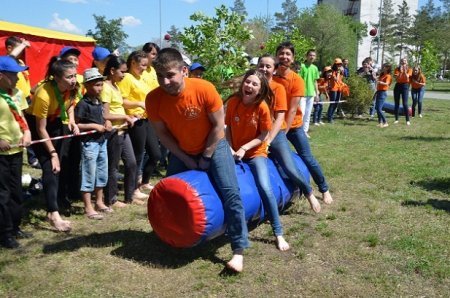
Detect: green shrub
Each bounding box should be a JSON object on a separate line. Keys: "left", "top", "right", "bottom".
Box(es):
{"left": 341, "top": 74, "right": 374, "bottom": 116}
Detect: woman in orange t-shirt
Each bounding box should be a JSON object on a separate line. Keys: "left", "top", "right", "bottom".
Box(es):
{"left": 375, "top": 63, "right": 392, "bottom": 127}
{"left": 393, "top": 58, "right": 413, "bottom": 125}
{"left": 410, "top": 66, "right": 426, "bottom": 118}
{"left": 225, "top": 69, "right": 289, "bottom": 251}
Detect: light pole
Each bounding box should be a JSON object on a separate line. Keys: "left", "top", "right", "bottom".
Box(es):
{"left": 159, "top": 0, "right": 162, "bottom": 47}
{"left": 376, "top": 0, "right": 383, "bottom": 65}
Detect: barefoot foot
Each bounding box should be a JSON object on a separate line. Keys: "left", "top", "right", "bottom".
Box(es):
{"left": 322, "top": 191, "right": 333, "bottom": 204}
{"left": 276, "top": 236, "right": 290, "bottom": 251}
{"left": 226, "top": 254, "right": 244, "bottom": 273}
{"left": 307, "top": 193, "right": 321, "bottom": 213}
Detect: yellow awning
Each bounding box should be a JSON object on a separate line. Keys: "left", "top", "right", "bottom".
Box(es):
{"left": 0, "top": 20, "right": 95, "bottom": 42}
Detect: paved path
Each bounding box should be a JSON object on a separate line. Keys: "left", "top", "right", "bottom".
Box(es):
{"left": 387, "top": 90, "right": 449, "bottom": 100}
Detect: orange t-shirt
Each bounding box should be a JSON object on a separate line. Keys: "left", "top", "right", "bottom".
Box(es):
{"left": 329, "top": 71, "right": 343, "bottom": 92}
{"left": 269, "top": 80, "right": 288, "bottom": 131}
{"left": 146, "top": 78, "right": 222, "bottom": 155}
{"left": 410, "top": 74, "right": 426, "bottom": 89}
{"left": 225, "top": 96, "right": 272, "bottom": 159}
{"left": 317, "top": 78, "right": 328, "bottom": 95}
{"left": 377, "top": 73, "right": 392, "bottom": 91}
{"left": 394, "top": 67, "right": 413, "bottom": 84}
{"left": 273, "top": 71, "right": 304, "bottom": 129}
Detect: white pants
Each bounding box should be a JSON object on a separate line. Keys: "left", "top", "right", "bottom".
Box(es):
{"left": 300, "top": 96, "right": 315, "bottom": 133}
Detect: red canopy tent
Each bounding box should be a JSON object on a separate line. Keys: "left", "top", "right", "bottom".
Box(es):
{"left": 0, "top": 20, "right": 96, "bottom": 87}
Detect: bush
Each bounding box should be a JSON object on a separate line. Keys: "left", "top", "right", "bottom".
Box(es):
{"left": 341, "top": 74, "right": 375, "bottom": 116}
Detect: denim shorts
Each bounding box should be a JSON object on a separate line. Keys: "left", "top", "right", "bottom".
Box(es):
{"left": 80, "top": 140, "right": 108, "bottom": 192}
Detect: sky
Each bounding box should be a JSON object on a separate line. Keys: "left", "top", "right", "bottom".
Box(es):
{"left": 1, "top": 0, "right": 430, "bottom": 48}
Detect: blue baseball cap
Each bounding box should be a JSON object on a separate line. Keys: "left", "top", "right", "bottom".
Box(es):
{"left": 0, "top": 56, "right": 28, "bottom": 73}
{"left": 92, "top": 46, "right": 110, "bottom": 61}
{"left": 60, "top": 46, "right": 81, "bottom": 57}
{"left": 189, "top": 62, "right": 206, "bottom": 72}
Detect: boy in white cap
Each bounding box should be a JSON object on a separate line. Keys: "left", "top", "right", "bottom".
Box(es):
{"left": 75, "top": 68, "right": 112, "bottom": 219}
{"left": 0, "top": 56, "right": 32, "bottom": 248}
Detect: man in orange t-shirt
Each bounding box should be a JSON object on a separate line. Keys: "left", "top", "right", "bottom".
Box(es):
{"left": 393, "top": 57, "right": 413, "bottom": 125}
{"left": 146, "top": 48, "right": 249, "bottom": 273}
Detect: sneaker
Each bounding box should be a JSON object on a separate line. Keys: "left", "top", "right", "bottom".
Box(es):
{"left": 382, "top": 123, "right": 389, "bottom": 128}
{"left": 314, "top": 123, "right": 320, "bottom": 126}
{"left": 0, "top": 235, "right": 20, "bottom": 249}
{"left": 419, "top": 114, "right": 423, "bottom": 118}
{"left": 30, "top": 159, "right": 41, "bottom": 169}
{"left": 394, "top": 120, "right": 399, "bottom": 124}
{"left": 376, "top": 123, "right": 382, "bottom": 127}
{"left": 319, "top": 121, "right": 325, "bottom": 125}
{"left": 406, "top": 121, "right": 411, "bottom": 126}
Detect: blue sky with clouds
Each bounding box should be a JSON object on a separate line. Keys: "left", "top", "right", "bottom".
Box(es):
{"left": 2, "top": 0, "right": 429, "bottom": 47}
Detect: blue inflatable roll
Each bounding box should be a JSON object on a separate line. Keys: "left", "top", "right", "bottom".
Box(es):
{"left": 383, "top": 102, "right": 412, "bottom": 116}
{"left": 148, "top": 153, "right": 309, "bottom": 248}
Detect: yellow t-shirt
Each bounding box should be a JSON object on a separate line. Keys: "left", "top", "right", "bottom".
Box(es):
{"left": 117, "top": 73, "right": 150, "bottom": 118}
{"left": 101, "top": 81, "right": 126, "bottom": 126}
{"left": 142, "top": 66, "right": 159, "bottom": 92}
{"left": 0, "top": 88, "right": 27, "bottom": 155}
{"left": 27, "top": 81, "right": 75, "bottom": 124}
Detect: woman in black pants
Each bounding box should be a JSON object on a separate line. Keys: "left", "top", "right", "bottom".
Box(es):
{"left": 117, "top": 51, "right": 161, "bottom": 197}
{"left": 26, "top": 59, "right": 80, "bottom": 232}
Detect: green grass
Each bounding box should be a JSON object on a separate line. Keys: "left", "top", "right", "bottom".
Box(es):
{"left": 1, "top": 99, "right": 449, "bottom": 297}
{"left": 427, "top": 80, "right": 450, "bottom": 92}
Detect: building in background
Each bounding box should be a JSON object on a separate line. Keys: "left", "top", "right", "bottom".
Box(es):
{"left": 318, "top": 0, "right": 418, "bottom": 68}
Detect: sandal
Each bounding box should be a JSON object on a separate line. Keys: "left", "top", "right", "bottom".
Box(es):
{"left": 86, "top": 213, "right": 104, "bottom": 220}
{"left": 96, "top": 206, "right": 114, "bottom": 213}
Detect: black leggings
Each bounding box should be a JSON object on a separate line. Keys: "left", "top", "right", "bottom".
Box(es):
{"left": 128, "top": 119, "right": 161, "bottom": 184}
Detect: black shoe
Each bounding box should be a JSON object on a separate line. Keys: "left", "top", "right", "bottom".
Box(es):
{"left": 0, "top": 235, "right": 20, "bottom": 249}
{"left": 14, "top": 229, "right": 33, "bottom": 239}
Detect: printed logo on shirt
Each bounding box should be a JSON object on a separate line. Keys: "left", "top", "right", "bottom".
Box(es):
{"left": 184, "top": 105, "right": 202, "bottom": 120}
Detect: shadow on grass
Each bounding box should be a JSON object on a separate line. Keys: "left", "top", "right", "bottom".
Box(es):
{"left": 42, "top": 229, "right": 230, "bottom": 269}
{"left": 400, "top": 136, "right": 450, "bottom": 142}
{"left": 411, "top": 177, "right": 450, "bottom": 195}
{"left": 402, "top": 199, "right": 450, "bottom": 213}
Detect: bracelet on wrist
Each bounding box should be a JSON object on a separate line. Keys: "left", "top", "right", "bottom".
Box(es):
{"left": 49, "top": 149, "right": 57, "bottom": 156}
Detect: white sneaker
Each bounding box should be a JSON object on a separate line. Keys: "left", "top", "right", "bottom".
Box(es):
{"left": 314, "top": 123, "right": 320, "bottom": 126}
{"left": 419, "top": 114, "right": 423, "bottom": 118}
{"left": 319, "top": 121, "right": 325, "bottom": 125}
{"left": 394, "top": 120, "right": 399, "bottom": 124}
{"left": 406, "top": 121, "right": 411, "bottom": 126}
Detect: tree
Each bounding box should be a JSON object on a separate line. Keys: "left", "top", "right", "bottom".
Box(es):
{"left": 86, "top": 15, "right": 128, "bottom": 51}
{"left": 273, "top": 0, "right": 300, "bottom": 34}
{"left": 244, "top": 15, "right": 273, "bottom": 56}
{"left": 379, "top": 0, "right": 397, "bottom": 64}
{"left": 178, "top": 5, "right": 253, "bottom": 92}
{"left": 419, "top": 41, "right": 440, "bottom": 77}
{"left": 296, "top": 4, "right": 365, "bottom": 68}
{"left": 258, "top": 28, "right": 313, "bottom": 61}
{"left": 230, "top": 0, "right": 247, "bottom": 19}
{"left": 166, "top": 25, "right": 183, "bottom": 49}
{"left": 393, "top": 1, "right": 412, "bottom": 60}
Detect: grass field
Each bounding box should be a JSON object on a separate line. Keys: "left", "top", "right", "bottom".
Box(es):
{"left": 426, "top": 80, "right": 450, "bottom": 92}
{"left": 1, "top": 98, "right": 449, "bottom": 297}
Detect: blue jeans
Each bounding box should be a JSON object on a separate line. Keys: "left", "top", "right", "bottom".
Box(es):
{"left": 269, "top": 131, "right": 312, "bottom": 195}
{"left": 375, "top": 90, "right": 387, "bottom": 124}
{"left": 286, "top": 126, "right": 329, "bottom": 193}
{"left": 394, "top": 83, "right": 410, "bottom": 121}
{"left": 246, "top": 157, "right": 283, "bottom": 236}
{"left": 411, "top": 87, "right": 424, "bottom": 116}
{"left": 80, "top": 141, "right": 108, "bottom": 192}
{"left": 313, "top": 102, "right": 323, "bottom": 124}
{"left": 327, "top": 91, "right": 340, "bottom": 122}
{"left": 166, "top": 138, "right": 249, "bottom": 252}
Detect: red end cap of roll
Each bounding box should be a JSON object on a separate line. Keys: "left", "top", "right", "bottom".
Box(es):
{"left": 147, "top": 177, "right": 206, "bottom": 248}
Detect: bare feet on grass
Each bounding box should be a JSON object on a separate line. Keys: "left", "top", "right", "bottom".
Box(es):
{"left": 322, "top": 191, "right": 333, "bottom": 204}
{"left": 306, "top": 192, "right": 321, "bottom": 213}
{"left": 112, "top": 201, "right": 127, "bottom": 208}
{"left": 47, "top": 212, "right": 71, "bottom": 232}
{"left": 276, "top": 236, "right": 290, "bottom": 251}
{"left": 226, "top": 254, "right": 243, "bottom": 273}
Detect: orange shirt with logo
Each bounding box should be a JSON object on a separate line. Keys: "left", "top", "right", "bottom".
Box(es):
{"left": 273, "top": 71, "right": 305, "bottom": 129}
{"left": 146, "top": 78, "right": 222, "bottom": 155}
{"left": 225, "top": 95, "right": 272, "bottom": 159}
{"left": 269, "top": 80, "right": 288, "bottom": 131}
{"left": 394, "top": 67, "right": 413, "bottom": 84}
{"left": 410, "top": 74, "right": 426, "bottom": 89}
